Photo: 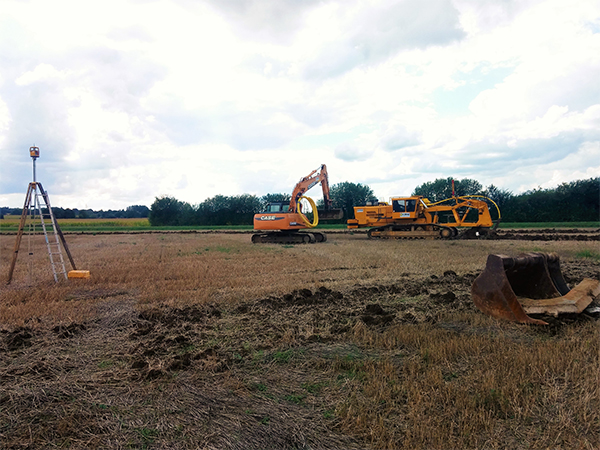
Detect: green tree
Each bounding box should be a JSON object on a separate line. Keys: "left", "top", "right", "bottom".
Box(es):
{"left": 196, "top": 195, "right": 230, "bottom": 225}
{"left": 501, "top": 177, "right": 599, "bottom": 222}
{"left": 125, "top": 205, "right": 150, "bottom": 218}
{"left": 230, "top": 194, "right": 262, "bottom": 224}
{"left": 51, "top": 207, "right": 66, "bottom": 219}
{"left": 260, "top": 193, "right": 291, "bottom": 211}
{"left": 482, "top": 184, "right": 513, "bottom": 213}
{"left": 149, "top": 196, "right": 187, "bottom": 226}
{"left": 555, "top": 178, "right": 599, "bottom": 221}
{"left": 329, "top": 182, "right": 376, "bottom": 220}
{"left": 195, "top": 194, "right": 261, "bottom": 225}
{"left": 412, "top": 177, "right": 483, "bottom": 202}
{"left": 78, "top": 209, "right": 96, "bottom": 219}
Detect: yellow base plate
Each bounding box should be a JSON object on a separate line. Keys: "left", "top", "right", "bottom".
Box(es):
{"left": 68, "top": 270, "right": 90, "bottom": 279}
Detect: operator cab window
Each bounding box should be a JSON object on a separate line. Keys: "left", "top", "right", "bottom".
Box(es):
{"left": 393, "top": 200, "right": 405, "bottom": 212}
{"left": 267, "top": 203, "right": 290, "bottom": 213}
{"left": 406, "top": 199, "right": 416, "bottom": 212}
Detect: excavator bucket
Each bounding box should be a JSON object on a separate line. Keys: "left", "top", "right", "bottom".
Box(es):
{"left": 471, "top": 252, "right": 600, "bottom": 325}
{"left": 317, "top": 208, "right": 344, "bottom": 221}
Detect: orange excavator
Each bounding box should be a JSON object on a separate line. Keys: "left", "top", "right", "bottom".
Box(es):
{"left": 252, "top": 164, "right": 343, "bottom": 244}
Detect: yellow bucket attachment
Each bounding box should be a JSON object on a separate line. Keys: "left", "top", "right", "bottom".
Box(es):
{"left": 471, "top": 253, "right": 599, "bottom": 325}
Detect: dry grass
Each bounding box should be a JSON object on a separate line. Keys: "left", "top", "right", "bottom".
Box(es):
{"left": 0, "top": 232, "right": 599, "bottom": 449}
{"left": 338, "top": 317, "right": 599, "bottom": 449}
{"left": 2, "top": 232, "right": 594, "bottom": 325}
{"left": 1, "top": 216, "right": 149, "bottom": 226}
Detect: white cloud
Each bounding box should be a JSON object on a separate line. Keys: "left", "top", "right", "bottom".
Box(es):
{"left": 0, "top": 0, "right": 599, "bottom": 210}
{"left": 15, "top": 64, "right": 67, "bottom": 86}
{"left": 0, "top": 97, "right": 9, "bottom": 148}
{"left": 334, "top": 142, "right": 373, "bottom": 162}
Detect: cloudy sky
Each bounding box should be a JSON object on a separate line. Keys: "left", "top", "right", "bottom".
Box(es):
{"left": 1, "top": 0, "right": 599, "bottom": 210}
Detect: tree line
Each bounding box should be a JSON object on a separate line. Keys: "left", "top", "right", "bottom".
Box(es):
{"left": 2, "top": 177, "right": 596, "bottom": 225}
{"left": 499, "top": 178, "right": 599, "bottom": 222}
{"left": 148, "top": 182, "right": 375, "bottom": 226}
{"left": 411, "top": 177, "right": 598, "bottom": 223}
{"left": 0, "top": 205, "right": 150, "bottom": 220}
{"left": 148, "top": 177, "right": 599, "bottom": 226}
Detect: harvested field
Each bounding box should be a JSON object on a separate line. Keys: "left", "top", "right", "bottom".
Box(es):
{"left": 1, "top": 232, "right": 599, "bottom": 449}
{"left": 492, "top": 228, "right": 600, "bottom": 241}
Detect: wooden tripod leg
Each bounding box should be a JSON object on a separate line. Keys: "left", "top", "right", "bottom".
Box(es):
{"left": 37, "top": 183, "right": 77, "bottom": 271}
{"left": 55, "top": 226, "right": 76, "bottom": 270}
{"left": 7, "top": 183, "right": 35, "bottom": 285}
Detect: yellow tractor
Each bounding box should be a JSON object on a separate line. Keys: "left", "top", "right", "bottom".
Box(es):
{"left": 347, "top": 195, "right": 501, "bottom": 239}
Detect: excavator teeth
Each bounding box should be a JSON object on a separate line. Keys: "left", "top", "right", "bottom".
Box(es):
{"left": 471, "top": 252, "right": 600, "bottom": 325}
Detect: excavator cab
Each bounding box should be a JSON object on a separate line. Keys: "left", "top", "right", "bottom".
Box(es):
{"left": 264, "top": 202, "right": 290, "bottom": 213}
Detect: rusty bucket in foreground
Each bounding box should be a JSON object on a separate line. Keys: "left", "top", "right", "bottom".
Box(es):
{"left": 471, "top": 252, "right": 600, "bottom": 325}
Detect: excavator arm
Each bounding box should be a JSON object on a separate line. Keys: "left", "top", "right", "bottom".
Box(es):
{"left": 288, "top": 165, "right": 331, "bottom": 211}
{"left": 287, "top": 164, "right": 342, "bottom": 220}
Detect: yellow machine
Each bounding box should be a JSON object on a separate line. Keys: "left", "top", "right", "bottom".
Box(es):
{"left": 252, "top": 164, "right": 343, "bottom": 244}
{"left": 347, "top": 195, "right": 501, "bottom": 239}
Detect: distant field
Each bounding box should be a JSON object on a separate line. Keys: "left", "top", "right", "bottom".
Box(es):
{"left": 0, "top": 216, "right": 152, "bottom": 232}
{"left": 0, "top": 215, "right": 598, "bottom": 233}
{"left": 1, "top": 216, "right": 149, "bottom": 225}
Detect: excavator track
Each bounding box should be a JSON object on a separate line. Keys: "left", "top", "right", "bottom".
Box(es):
{"left": 367, "top": 224, "right": 458, "bottom": 240}
{"left": 252, "top": 231, "right": 327, "bottom": 244}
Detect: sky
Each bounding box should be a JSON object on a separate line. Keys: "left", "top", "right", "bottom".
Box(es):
{"left": 1, "top": 0, "right": 599, "bottom": 211}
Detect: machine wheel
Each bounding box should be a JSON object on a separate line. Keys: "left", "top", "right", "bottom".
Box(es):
{"left": 251, "top": 234, "right": 261, "bottom": 244}
{"left": 314, "top": 232, "right": 326, "bottom": 242}
{"left": 302, "top": 234, "right": 311, "bottom": 244}
{"left": 439, "top": 227, "right": 453, "bottom": 239}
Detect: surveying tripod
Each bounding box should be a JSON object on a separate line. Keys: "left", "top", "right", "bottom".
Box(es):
{"left": 6, "top": 147, "right": 76, "bottom": 285}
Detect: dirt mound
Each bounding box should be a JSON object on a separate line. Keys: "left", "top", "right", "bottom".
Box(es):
{"left": 495, "top": 229, "right": 599, "bottom": 241}
{"left": 1, "top": 327, "right": 34, "bottom": 351}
